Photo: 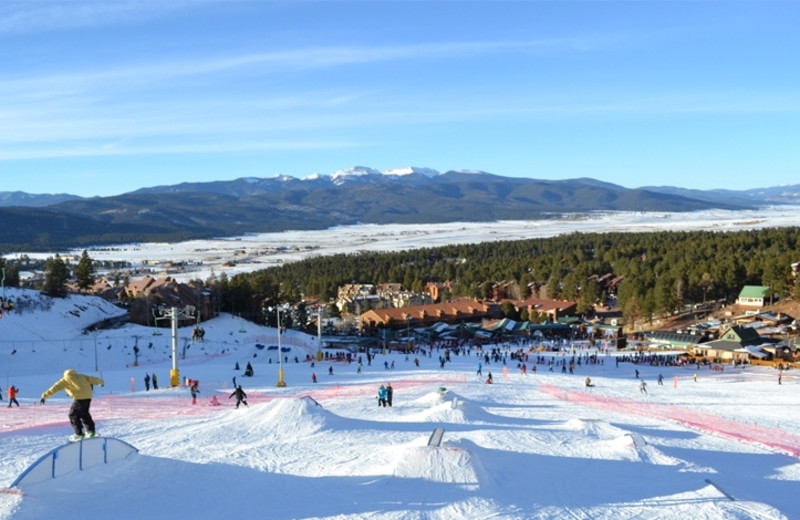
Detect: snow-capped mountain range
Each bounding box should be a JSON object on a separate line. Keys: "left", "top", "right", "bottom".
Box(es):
{"left": 1, "top": 166, "right": 799, "bottom": 251}
{"left": 294, "top": 166, "right": 474, "bottom": 186}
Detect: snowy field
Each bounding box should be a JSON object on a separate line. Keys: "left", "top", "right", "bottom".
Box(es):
{"left": 1, "top": 289, "right": 799, "bottom": 520}
{"left": 9, "top": 206, "right": 800, "bottom": 283}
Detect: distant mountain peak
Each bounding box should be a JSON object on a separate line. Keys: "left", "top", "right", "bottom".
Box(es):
{"left": 383, "top": 167, "right": 440, "bottom": 178}
{"left": 331, "top": 166, "right": 383, "bottom": 179}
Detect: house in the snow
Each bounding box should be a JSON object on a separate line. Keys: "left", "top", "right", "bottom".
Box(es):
{"left": 691, "top": 324, "right": 789, "bottom": 363}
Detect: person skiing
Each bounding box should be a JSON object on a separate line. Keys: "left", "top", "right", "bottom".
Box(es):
{"left": 229, "top": 385, "right": 248, "bottom": 408}
{"left": 377, "top": 384, "right": 387, "bottom": 407}
{"left": 152, "top": 373, "right": 158, "bottom": 390}
{"left": 639, "top": 380, "right": 647, "bottom": 395}
{"left": 40, "top": 369, "right": 104, "bottom": 441}
{"left": 7, "top": 385, "right": 20, "bottom": 407}
{"left": 386, "top": 383, "right": 394, "bottom": 407}
{"left": 144, "top": 372, "right": 151, "bottom": 391}
{"left": 657, "top": 373, "right": 664, "bottom": 386}
{"left": 190, "top": 382, "right": 199, "bottom": 405}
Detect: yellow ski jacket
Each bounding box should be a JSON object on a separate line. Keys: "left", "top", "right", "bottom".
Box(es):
{"left": 42, "top": 369, "right": 104, "bottom": 401}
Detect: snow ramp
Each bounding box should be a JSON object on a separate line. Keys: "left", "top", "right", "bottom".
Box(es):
{"left": 11, "top": 437, "right": 138, "bottom": 489}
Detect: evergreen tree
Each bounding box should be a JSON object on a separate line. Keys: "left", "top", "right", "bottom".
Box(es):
{"left": 576, "top": 278, "right": 600, "bottom": 316}
{"left": 500, "top": 301, "right": 520, "bottom": 320}
{"left": 75, "top": 250, "right": 96, "bottom": 293}
{"left": 0, "top": 251, "right": 20, "bottom": 288}
{"left": 44, "top": 254, "right": 69, "bottom": 298}
{"left": 3, "top": 264, "right": 20, "bottom": 287}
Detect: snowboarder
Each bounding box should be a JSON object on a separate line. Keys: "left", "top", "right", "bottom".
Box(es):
{"left": 585, "top": 377, "right": 593, "bottom": 387}
{"left": 386, "top": 383, "right": 394, "bottom": 407}
{"left": 144, "top": 372, "right": 151, "bottom": 391}
{"left": 40, "top": 369, "right": 104, "bottom": 441}
{"left": 486, "top": 372, "right": 493, "bottom": 384}
{"left": 229, "top": 385, "right": 248, "bottom": 408}
{"left": 244, "top": 362, "right": 254, "bottom": 377}
{"left": 377, "top": 384, "right": 388, "bottom": 407}
{"left": 7, "top": 385, "right": 20, "bottom": 407}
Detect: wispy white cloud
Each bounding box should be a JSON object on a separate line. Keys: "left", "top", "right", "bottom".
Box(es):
{"left": 0, "top": 0, "right": 199, "bottom": 34}
{"left": 0, "top": 137, "right": 362, "bottom": 161}
{"left": 0, "top": 38, "right": 592, "bottom": 95}
{"left": 1, "top": 82, "right": 797, "bottom": 166}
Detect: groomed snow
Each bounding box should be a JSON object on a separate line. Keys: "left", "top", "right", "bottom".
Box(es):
{"left": 1, "top": 288, "right": 798, "bottom": 520}
{"left": 3, "top": 212, "right": 800, "bottom": 519}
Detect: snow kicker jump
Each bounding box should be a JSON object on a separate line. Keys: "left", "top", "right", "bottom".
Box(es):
{"left": 11, "top": 437, "right": 138, "bottom": 489}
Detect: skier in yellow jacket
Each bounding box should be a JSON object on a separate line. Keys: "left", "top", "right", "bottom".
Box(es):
{"left": 41, "top": 369, "right": 104, "bottom": 441}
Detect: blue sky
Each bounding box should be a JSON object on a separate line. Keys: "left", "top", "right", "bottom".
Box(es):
{"left": 1, "top": 1, "right": 798, "bottom": 197}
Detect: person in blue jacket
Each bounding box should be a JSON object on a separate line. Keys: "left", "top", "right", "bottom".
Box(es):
{"left": 377, "top": 384, "right": 388, "bottom": 407}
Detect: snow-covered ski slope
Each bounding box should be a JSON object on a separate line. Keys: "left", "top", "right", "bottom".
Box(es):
{"left": 1, "top": 289, "right": 799, "bottom": 519}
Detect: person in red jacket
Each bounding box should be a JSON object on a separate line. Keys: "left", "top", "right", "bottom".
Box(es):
{"left": 7, "top": 385, "right": 20, "bottom": 407}
{"left": 40, "top": 369, "right": 104, "bottom": 441}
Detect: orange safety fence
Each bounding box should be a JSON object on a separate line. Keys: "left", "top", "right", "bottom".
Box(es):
{"left": 3, "top": 374, "right": 468, "bottom": 434}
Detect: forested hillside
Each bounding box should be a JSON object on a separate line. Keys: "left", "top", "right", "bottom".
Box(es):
{"left": 206, "top": 227, "right": 800, "bottom": 326}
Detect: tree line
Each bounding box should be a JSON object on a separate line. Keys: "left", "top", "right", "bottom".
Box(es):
{"left": 205, "top": 227, "right": 800, "bottom": 325}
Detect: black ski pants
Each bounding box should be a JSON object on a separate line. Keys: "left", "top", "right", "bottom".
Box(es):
{"left": 69, "top": 399, "right": 96, "bottom": 435}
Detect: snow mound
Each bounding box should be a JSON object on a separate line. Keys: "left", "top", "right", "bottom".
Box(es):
{"left": 250, "top": 396, "right": 331, "bottom": 436}
{"left": 401, "top": 391, "right": 509, "bottom": 425}
{"left": 402, "top": 399, "right": 468, "bottom": 424}
{"left": 391, "top": 443, "right": 479, "bottom": 486}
